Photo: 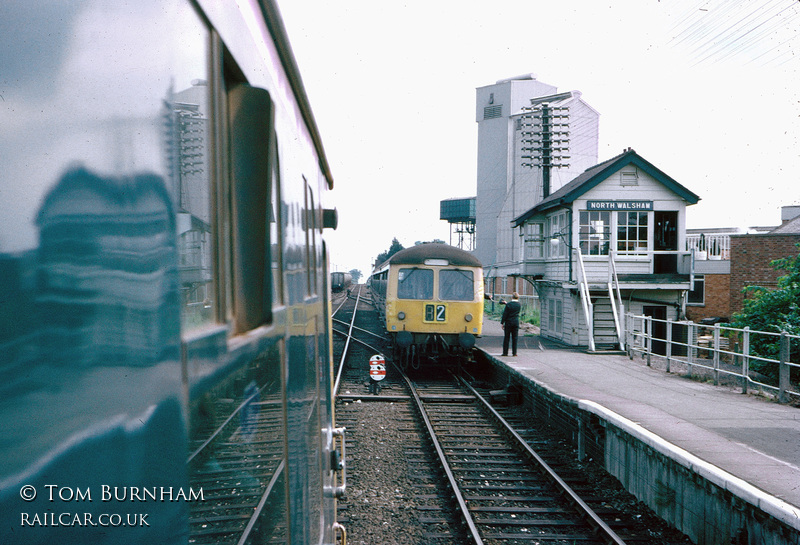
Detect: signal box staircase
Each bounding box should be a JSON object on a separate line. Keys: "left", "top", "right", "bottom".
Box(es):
{"left": 576, "top": 249, "right": 626, "bottom": 353}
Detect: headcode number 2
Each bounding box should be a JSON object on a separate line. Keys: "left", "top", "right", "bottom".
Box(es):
{"left": 425, "top": 304, "right": 447, "bottom": 322}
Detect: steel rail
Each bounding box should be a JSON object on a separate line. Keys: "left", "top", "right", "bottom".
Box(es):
{"left": 332, "top": 318, "right": 385, "bottom": 342}
{"left": 331, "top": 327, "right": 385, "bottom": 357}
{"left": 236, "top": 460, "right": 285, "bottom": 545}
{"left": 457, "top": 374, "right": 628, "bottom": 545}
{"left": 333, "top": 285, "right": 361, "bottom": 396}
{"left": 399, "top": 373, "right": 484, "bottom": 545}
{"left": 331, "top": 290, "right": 350, "bottom": 318}
{"left": 187, "top": 387, "right": 262, "bottom": 464}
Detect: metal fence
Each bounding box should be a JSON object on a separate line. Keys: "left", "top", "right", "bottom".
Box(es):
{"left": 625, "top": 313, "right": 800, "bottom": 403}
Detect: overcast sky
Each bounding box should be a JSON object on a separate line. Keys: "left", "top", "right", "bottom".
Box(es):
{"left": 277, "top": 0, "right": 800, "bottom": 276}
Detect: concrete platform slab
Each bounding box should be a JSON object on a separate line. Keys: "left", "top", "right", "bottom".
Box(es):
{"left": 477, "top": 318, "right": 800, "bottom": 517}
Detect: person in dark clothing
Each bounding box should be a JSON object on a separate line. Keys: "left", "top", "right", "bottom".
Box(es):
{"left": 500, "top": 292, "right": 521, "bottom": 356}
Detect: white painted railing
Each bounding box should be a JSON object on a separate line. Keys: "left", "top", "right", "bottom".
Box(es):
{"left": 625, "top": 312, "right": 799, "bottom": 403}
{"left": 575, "top": 248, "right": 596, "bottom": 352}
{"left": 686, "top": 233, "right": 730, "bottom": 260}
{"left": 607, "top": 250, "right": 625, "bottom": 350}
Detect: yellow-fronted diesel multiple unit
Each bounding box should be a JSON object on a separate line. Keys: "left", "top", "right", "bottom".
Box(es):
{"left": 371, "top": 243, "right": 483, "bottom": 369}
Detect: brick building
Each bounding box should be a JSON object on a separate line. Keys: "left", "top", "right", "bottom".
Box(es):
{"left": 730, "top": 213, "right": 800, "bottom": 314}
{"left": 686, "top": 271, "right": 732, "bottom": 323}
{"left": 685, "top": 227, "right": 738, "bottom": 323}
{"left": 685, "top": 206, "right": 800, "bottom": 323}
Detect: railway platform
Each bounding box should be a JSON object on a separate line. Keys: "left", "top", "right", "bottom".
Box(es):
{"left": 476, "top": 318, "right": 800, "bottom": 541}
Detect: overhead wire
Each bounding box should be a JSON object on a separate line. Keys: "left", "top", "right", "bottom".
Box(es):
{"left": 744, "top": 5, "right": 800, "bottom": 65}
{"left": 666, "top": 0, "right": 800, "bottom": 66}
{"left": 692, "top": 0, "right": 795, "bottom": 65}
{"left": 688, "top": 0, "right": 783, "bottom": 57}
{"left": 670, "top": 0, "right": 745, "bottom": 49}
{"left": 667, "top": 0, "right": 711, "bottom": 40}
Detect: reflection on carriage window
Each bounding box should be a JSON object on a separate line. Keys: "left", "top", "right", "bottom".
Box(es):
{"left": 397, "top": 268, "right": 433, "bottom": 300}
{"left": 439, "top": 269, "right": 474, "bottom": 301}
{"left": 35, "top": 168, "right": 181, "bottom": 369}
{"left": 162, "top": 81, "right": 214, "bottom": 331}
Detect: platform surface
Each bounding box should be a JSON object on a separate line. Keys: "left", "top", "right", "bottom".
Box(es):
{"left": 477, "top": 318, "right": 800, "bottom": 510}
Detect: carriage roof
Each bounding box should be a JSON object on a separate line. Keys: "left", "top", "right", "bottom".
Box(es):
{"left": 387, "top": 243, "right": 482, "bottom": 268}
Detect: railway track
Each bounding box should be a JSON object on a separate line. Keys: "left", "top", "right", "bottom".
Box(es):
{"left": 332, "top": 285, "right": 690, "bottom": 545}
{"left": 332, "top": 285, "right": 401, "bottom": 399}
{"left": 187, "top": 392, "right": 286, "bottom": 544}
{"left": 407, "top": 374, "right": 627, "bottom": 544}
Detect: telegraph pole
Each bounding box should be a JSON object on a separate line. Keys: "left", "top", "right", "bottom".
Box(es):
{"left": 520, "top": 101, "right": 571, "bottom": 200}
{"left": 542, "top": 104, "right": 552, "bottom": 198}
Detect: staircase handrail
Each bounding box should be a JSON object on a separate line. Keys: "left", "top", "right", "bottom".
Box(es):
{"left": 607, "top": 250, "right": 625, "bottom": 350}
{"left": 575, "top": 248, "right": 596, "bottom": 351}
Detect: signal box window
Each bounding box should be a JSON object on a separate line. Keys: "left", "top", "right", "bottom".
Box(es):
{"left": 617, "top": 211, "right": 648, "bottom": 254}
{"left": 439, "top": 270, "right": 474, "bottom": 301}
{"left": 579, "top": 211, "right": 610, "bottom": 255}
{"left": 547, "top": 212, "right": 568, "bottom": 258}
{"left": 523, "top": 223, "right": 544, "bottom": 260}
{"left": 397, "top": 268, "right": 433, "bottom": 300}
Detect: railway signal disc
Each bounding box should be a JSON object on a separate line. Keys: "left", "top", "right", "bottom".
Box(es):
{"left": 369, "top": 355, "right": 386, "bottom": 381}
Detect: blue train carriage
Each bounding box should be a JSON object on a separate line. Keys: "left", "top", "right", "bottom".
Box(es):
{"left": 0, "top": 1, "right": 344, "bottom": 544}
{"left": 371, "top": 243, "right": 484, "bottom": 370}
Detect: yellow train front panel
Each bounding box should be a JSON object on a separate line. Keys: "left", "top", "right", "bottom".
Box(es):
{"left": 385, "top": 265, "right": 483, "bottom": 338}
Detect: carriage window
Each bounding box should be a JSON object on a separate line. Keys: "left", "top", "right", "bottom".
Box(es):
{"left": 171, "top": 82, "right": 214, "bottom": 331}
{"left": 397, "top": 268, "right": 433, "bottom": 300}
{"left": 305, "top": 182, "right": 317, "bottom": 296}
{"left": 439, "top": 270, "right": 474, "bottom": 301}
{"left": 270, "top": 139, "right": 283, "bottom": 305}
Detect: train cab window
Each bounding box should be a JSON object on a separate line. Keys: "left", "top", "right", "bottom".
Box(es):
{"left": 397, "top": 268, "right": 433, "bottom": 300}
{"left": 439, "top": 270, "right": 474, "bottom": 301}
